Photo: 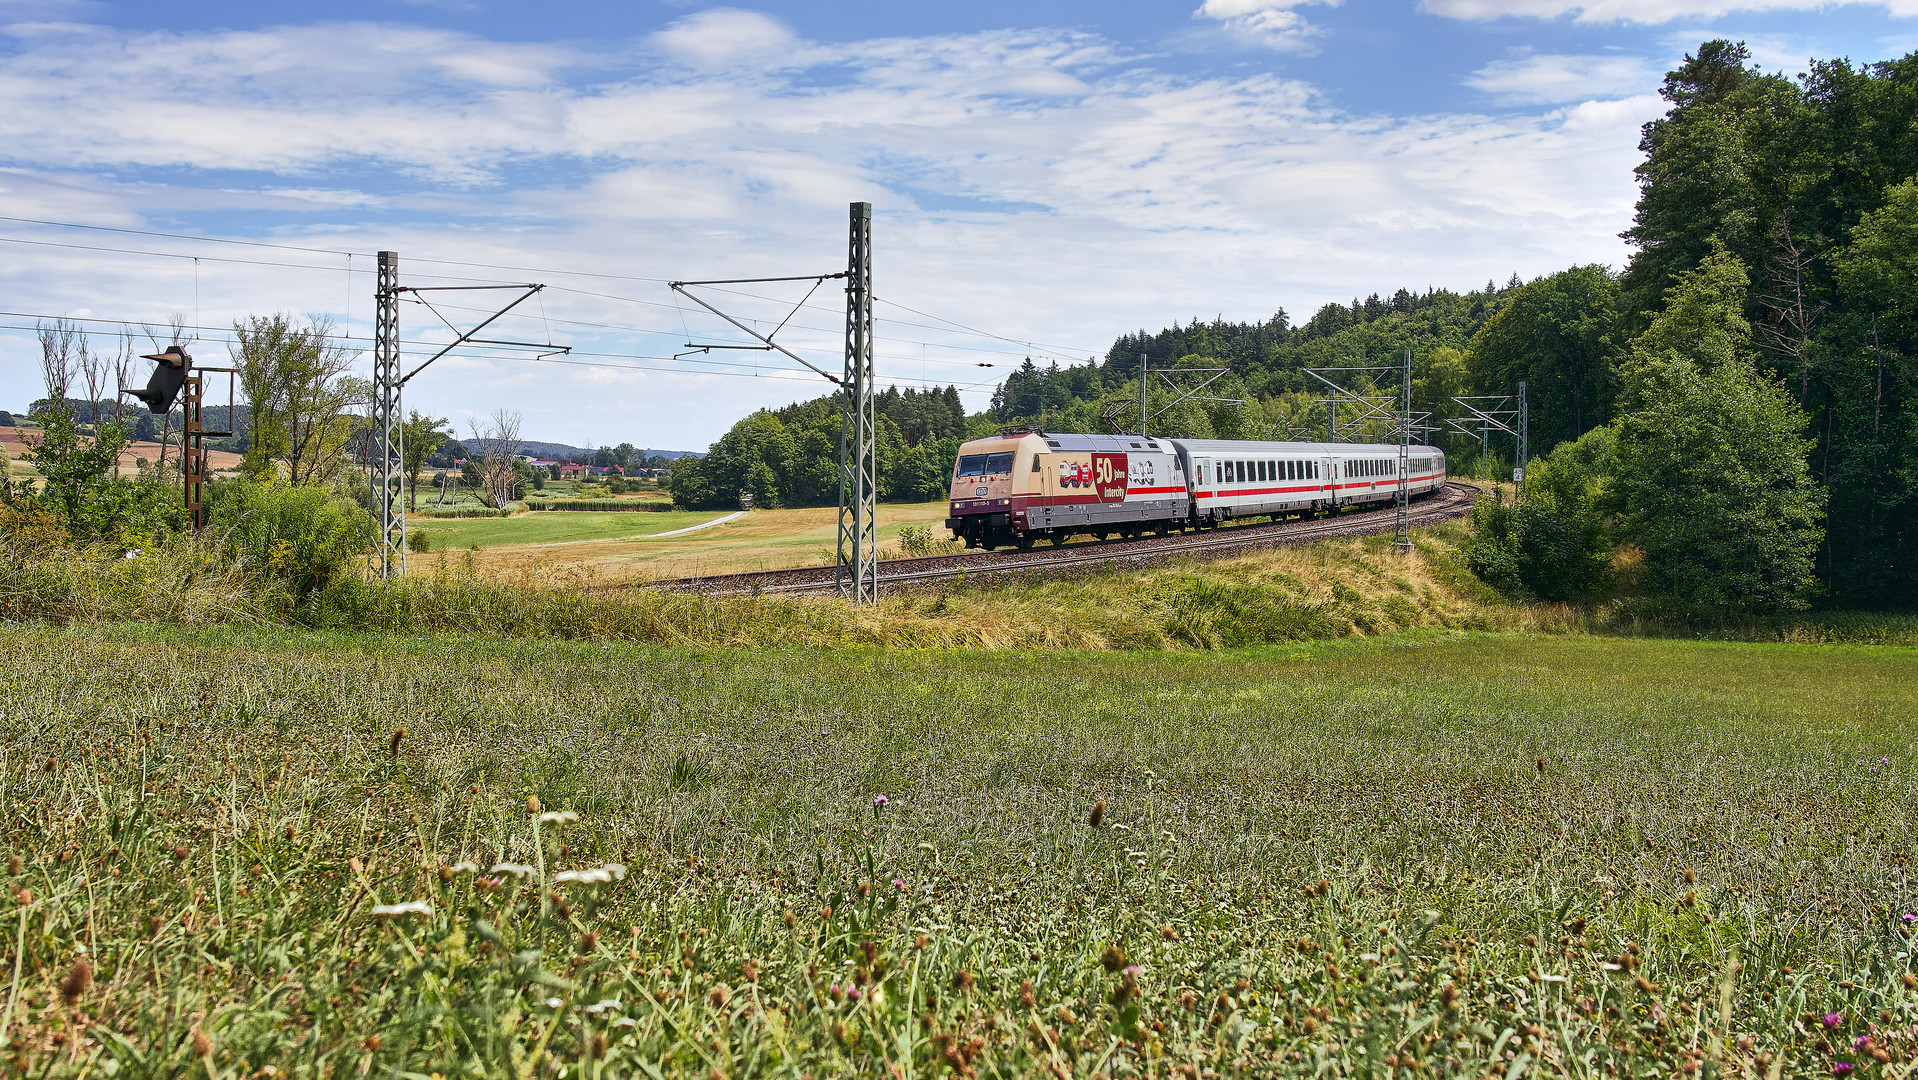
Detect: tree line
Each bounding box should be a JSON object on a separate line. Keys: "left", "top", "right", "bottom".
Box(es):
{"left": 668, "top": 385, "right": 967, "bottom": 509}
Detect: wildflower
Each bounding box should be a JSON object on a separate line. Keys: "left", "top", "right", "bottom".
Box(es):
{"left": 538, "top": 810, "right": 579, "bottom": 825}
{"left": 1833, "top": 1064, "right": 1855, "bottom": 1076}
{"left": 894, "top": 878, "right": 907, "bottom": 892}
{"left": 475, "top": 875, "right": 503, "bottom": 892}
{"left": 489, "top": 862, "right": 537, "bottom": 878}
{"left": 447, "top": 861, "right": 480, "bottom": 875}
{"left": 4, "top": 855, "right": 16, "bottom": 876}
{"left": 124, "top": 550, "right": 139, "bottom": 559}
{"left": 1123, "top": 965, "right": 1142, "bottom": 977}
{"left": 1902, "top": 914, "right": 1917, "bottom": 924}
{"left": 612, "top": 1017, "right": 638, "bottom": 1028}
{"left": 371, "top": 901, "right": 434, "bottom": 918}
{"left": 583, "top": 999, "right": 623, "bottom": 1015}
{"left": 545, "top": 996, "right": 563, "bottom": 1009}
{"left": 873, "top": 795, "right": 889, "bottom": 808}
{"left": 1825, "top": 1013, "right": 1843, "bottom": 1028}
{"left": 1854, "top": 1036, "right": 1872, "bottom": 1050}
{"left": 192, "top": 1028, "right": 213, "bottom": 1057}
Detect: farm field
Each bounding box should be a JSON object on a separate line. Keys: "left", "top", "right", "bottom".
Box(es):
{"left": 444, "top": 501, "right": 956, "bottom": 581}
{"left": 0, "top": 423, "right": 242, "bottom": 476}
{"left": 3, "top": 625, "right": 1916, "bottom": 1077}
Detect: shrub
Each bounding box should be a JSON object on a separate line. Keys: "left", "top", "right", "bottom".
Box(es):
{"left": 897, "top": 524, "right": 937, "bottom": 557}
{"left": 204, "top": 478, "right": 369, "bottom": 599}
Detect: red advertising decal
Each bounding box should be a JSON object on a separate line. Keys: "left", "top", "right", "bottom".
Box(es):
{"left": 1092, "top": 452, "right": 1128, "bottom": 503}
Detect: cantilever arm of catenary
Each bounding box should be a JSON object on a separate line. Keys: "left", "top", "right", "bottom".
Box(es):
{"left": 396, "top": 284, "right": 546, "bottom": 387}
{"left": 668, "top": 280, "right": 844, "bottom": 386}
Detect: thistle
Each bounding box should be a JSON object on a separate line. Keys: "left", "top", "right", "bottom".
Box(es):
{"left": 1087, "top": 800, "right": 1105, "bottom": 828}
{"left": 59, "top": 958, "right": 91, "bottom": 1003}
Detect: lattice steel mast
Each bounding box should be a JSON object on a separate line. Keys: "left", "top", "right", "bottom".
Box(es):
{"left": 1394, "top": 349, "right": 1411, "bottom": 551}
{"left": 369, "top": 252, "right": 557, "bottom": 579}
{"left": 371, "top": 251, "right": 404, "bottom": 577}
{"left": 837, "top": 202, "right": 877, "bottom": 603}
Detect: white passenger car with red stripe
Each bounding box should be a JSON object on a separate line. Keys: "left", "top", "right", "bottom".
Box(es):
{"left": 1173, "top": 439, "right": 1447, "bottom": 526}
{"left": 946, "top": 430, "right": 1446, "bottom": 550}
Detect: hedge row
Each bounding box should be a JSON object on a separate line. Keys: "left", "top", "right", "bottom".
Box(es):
{"left": 523, "top": 498, "right": 674, "bottom": 512}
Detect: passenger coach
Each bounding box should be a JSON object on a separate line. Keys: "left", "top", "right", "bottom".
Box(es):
{"left": 945, "top": 430, "right": 1445, "bottom": 550}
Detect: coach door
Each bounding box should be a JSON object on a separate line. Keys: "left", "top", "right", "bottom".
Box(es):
{"left": 1321, "top": 456, "right": 1336, "bottom": 507}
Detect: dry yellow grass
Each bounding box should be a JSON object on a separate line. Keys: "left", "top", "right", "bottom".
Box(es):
{"left": 454, "top": 501, "right": 955, "bottom": 581}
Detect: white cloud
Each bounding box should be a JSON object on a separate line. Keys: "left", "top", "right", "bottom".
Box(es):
{"left": 1467, "top": 52, "right": 1659, "bottom": 103}
{"left": 1191, "top": 0, "right": 1338, "bottom": 52}
{"left": 648, "top": 8, "right": 805, "bottom": 70}
{"left": 1422, "top": 0, "right": 1918, "bottom": 22}
{"left": 0, "top": 19, "right": 1661, "bottom": 447}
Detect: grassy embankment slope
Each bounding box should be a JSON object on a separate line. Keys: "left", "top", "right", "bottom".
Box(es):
{"left": 1, "top": 624, "right": 1915, "bottom": 1076}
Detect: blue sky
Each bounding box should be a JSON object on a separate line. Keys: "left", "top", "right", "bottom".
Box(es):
{"left": 0, "top": 0, "right": 1912, "bottom": 449}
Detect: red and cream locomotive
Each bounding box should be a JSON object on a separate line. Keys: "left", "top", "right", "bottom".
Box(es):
{"left": 945, "top": 430, "right": 1447, "bottom": 550}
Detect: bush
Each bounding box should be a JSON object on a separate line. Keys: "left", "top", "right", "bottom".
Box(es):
{"left": 523, "top": 499, "right": 672, "bottom": 512}
{"left": 204, "top": 478, "right": 369, "bottom": 599}
{"left": 408, "top": 529, "right": 431, "bottom": 553}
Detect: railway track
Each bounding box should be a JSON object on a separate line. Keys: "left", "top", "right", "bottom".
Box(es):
{"left": 657, "top": 482, "right": 1479, "bottom": 597}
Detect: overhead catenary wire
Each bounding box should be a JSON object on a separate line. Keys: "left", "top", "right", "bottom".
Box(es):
{"left": 0, "top": 213, "right": 1100, "bottom": 391}
{"left": 0, "top": 222, "right": 1094, "bottom": 362}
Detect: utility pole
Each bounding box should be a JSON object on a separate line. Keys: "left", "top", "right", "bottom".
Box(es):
{"left": 1515, "top": 379, "right": 1529, "bottom": 501}
{"left": 837, "top": 201, "right": 876, "bottom": 604}
{"left": 1394, "top": 349, "right": 1411, "bottom": 551}
{"left": 371, "top": 250, "right": 404, "bottom": 578}
{"left": 368, "top": 253, "right": 560, "bottom": 579}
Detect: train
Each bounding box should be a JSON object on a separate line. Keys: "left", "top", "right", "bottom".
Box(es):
{"left": 944, "top": 430, "right": 1447, "bottom": 550}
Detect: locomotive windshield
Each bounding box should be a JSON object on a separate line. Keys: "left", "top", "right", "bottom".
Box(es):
{"left": 956, "top": 453, "right": 1014, "bottom": 477}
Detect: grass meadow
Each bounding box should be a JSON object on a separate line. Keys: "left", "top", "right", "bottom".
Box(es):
{"left": 1, "top": 623, "right": 1915, "bottom": 1077}
{"left": 409, "top": 509, "right": 731, "bottom": 551}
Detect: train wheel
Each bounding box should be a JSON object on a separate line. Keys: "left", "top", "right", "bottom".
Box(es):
{"left": 1153, "top": 521, "right": 1169, "bottom": 536}
{"left": 1016, "top": 533, "right": 1034, "bottom": 551}
{"left": 1049, "top": 532, "right": 1066, "bottom": 546}
{"left": 1093, "top": 529, "right": 1109, "bottom": 541}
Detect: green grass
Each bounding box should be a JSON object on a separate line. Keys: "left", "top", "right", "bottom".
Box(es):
{"left": 1, "top": 624, "right": 1916, "bottom": 1077}
{"left": 409, "top": 509, "right": 729, "bottom": 550}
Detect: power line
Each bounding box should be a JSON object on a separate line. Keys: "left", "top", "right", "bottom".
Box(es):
{"left": 0, "top": 315, "right": 988, "bottom": 395}
{"left": 0, "top": 215, "right": 360, "bottom": 257}
{"left": 0, "top": 234, "right": 353, "bottom": 273}
{"left": 0, "top": 213, "right": 1092, "bottom": 375}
